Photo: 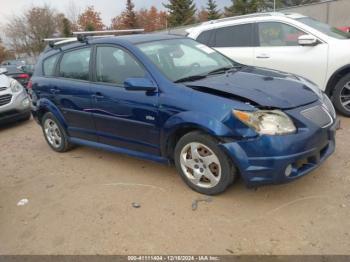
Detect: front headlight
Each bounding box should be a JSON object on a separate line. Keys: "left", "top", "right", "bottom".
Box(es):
{"left": 233, "top": 110, "right": 296, "bottom": 135}
{"left": 322, "top": 93, "right": 336, "bottom": 119}
{"left": 10, "top": 79, "right": 23, "bottom": 93}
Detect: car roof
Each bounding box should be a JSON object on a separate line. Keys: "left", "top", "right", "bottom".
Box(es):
{"left": 111, "top": 33, "right": 184, "bottom": 44}
{"left": 42, "top": 33, "right": 186, "bottom": 56}
{"left": 187, "top": 12, "right": 307, "bottom": 33}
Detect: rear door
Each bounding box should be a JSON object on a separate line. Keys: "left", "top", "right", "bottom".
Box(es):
{"left": 210, "top": 23, "right": 256, "bottom": 65}
{"left": 51, "top": 47, "right": 97, "bottom": 141}
{"left": 253, "top": 21, "right": 328, "bottom": 88}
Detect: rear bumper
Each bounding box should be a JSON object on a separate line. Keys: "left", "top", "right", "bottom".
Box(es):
{"left": 220, "top": 119, "right": 338, "bottom": 187}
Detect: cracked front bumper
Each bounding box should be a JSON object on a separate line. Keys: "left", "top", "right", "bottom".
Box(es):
{"left": 220, "top": 118, "right": 338, "bottom": 187}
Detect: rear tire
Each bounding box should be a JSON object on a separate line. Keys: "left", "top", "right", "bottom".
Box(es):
{"left": 41, "top": 112, "right": 72, "bottom": 152}
{"left": 332, "top": 73, "right": 350, "bottom": 117}
{"left": 174, "top": 131, "right": 237, "bottom": 195}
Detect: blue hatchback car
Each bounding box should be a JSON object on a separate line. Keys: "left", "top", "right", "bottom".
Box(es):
{"left": 31, "top": 33, "right": 337, "bottom": 195}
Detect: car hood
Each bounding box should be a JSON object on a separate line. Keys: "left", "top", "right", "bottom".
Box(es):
{"left": 187, "top": 67, "right": 319, "bottom": 109}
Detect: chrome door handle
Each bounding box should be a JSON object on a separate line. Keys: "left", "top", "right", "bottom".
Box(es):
{"left": 50, "top": 88, "right": 60, "bottom": 94}
{"left": 256, "top": 54, "right": 270, "bottom": 59}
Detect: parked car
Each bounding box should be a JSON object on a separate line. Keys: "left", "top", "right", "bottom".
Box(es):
{"left": 31, "top": 34, "right": 337, "bottom": 195}
{"left": 1, "top": 59, "right": 26, "bottom": 67}
{"left": 338, "top": 26, "right": 350, "bottom": 33}
{"left": 0, "top": 68, "right": 31, "bottom": 124}
{"left": 187, "top": 12, "right": 350, "bottom": 117}
{"left": 2, "top": 65, "right": 32, "bottom": 90}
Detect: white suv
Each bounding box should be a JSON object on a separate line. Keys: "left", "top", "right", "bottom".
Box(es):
{"left": 187, "top": 12, "right": 350, "bottom": 116}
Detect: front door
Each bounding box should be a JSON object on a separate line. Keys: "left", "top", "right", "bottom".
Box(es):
{"left": 253, "top": 21, "right": 329, "bottom": 89}
{"left": 90, "top": 45, "right": 160, "bottom": 155}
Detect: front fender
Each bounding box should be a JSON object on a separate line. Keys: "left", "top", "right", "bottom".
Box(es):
{"left": 162, "top": 111, "right": 233, "bottom": 137}
{"left": 34, "top": 98, "right": 67, "bottom": 129}
{"left": 160, "top": 111, "right": 235, "bottom": 156}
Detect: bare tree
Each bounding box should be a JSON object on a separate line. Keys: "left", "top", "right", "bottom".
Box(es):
{"left": 65, "top": 0, "right": 81, "bottom": 31}
{"left": 5, "top": 5, "right": 59, "bottom": 57}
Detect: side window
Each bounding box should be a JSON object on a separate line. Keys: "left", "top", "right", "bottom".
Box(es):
{"left": 196, "top": 30, "right": 214, "bottom": 46}
{"left": 214, "top": 24, "right": 253, "bottom": 47}
{"left": 59, "top": 48, "right": 91, "bottom": 81}
{"left": 96, "top": 46, "right": 145, "bottom": 85}
{"left": 43, "top": 54, "right": 59, "bottom": 77}
{"left": 258, "top": 22, "right": 307, "bottom": 47}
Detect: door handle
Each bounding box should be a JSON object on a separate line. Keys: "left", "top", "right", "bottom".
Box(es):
{"left": 256, "top": 54, "right": 270, "bottom": 59}
{"left": 92, "top": 92, "right": 104, "bottom": 99}
{"left": 50, "top": 88, "right": 60, "bottom": 94}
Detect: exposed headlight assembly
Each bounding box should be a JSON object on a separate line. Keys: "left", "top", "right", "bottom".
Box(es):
{"left": 10, "top": 79, "right": 23, "bottom": 93}
{"left": 233, "top": 110, "right": 296, "bottom": 135}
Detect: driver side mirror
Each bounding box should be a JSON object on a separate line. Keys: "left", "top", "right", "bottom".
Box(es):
{"left": 0, "top": 67, "right": 8, "bottom": 74}
{"left": 298, "top": 34, "right": 318, "bottom": 46}
{"left": 124, "top": 78, "right": 157, "bottom": 92}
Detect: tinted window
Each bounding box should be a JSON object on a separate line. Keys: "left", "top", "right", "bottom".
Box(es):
{"left": 43, "top": 54, "right": 59, "bottom": 76}
{"left": 196, "top": 30, "right": 214, "bottom": 46}
{"left": 214, "top": 24, "right": 253, "bottom": 47}
{"left": 258, "top": 22, "right": 306, "bottom": 47}
{"left": 96, "top": 46, "right": 145, "bottom": 85}
{"left": 59, "top": 48, "right": 91, "bottom": 80}
{"left": 297, "top": 17, "right": 350, "bottom": 39}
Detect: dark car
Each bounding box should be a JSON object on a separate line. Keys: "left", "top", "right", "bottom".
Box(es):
{"left": 30, "top": 33, "right": 337, "bottom": 195}
{"left": 3, "top": 65, "right": 32, "bottom": 89}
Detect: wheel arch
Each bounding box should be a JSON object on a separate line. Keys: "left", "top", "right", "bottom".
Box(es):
{"left": 36, "top": 98, "right": 67, "bottom": 129}
{"left": 160, "top": 112, "right": 234, "bottom": 160}
{"left": 326, "top": 64, "right": 350, "bottom": 97}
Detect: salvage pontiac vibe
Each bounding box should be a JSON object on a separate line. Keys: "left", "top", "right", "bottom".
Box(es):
{"left": 30, "top": 32, "right": 337, "bottom": 195}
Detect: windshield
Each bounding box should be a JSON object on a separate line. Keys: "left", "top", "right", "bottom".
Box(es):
{"left": 296, "top": 17, "right": 350, "bottom": 39}
{"left": 137, "top": 38, "right": 236, "bottom": 82}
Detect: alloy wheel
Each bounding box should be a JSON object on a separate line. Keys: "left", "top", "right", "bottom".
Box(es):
{"left": 44, "top": 119, "right": 62, "bottom": 149}
{"left": 340, "top": 81, "right": 350, "bottom": 112}
{"left": 179, "top": 142, "right": 221, "bottom": 188}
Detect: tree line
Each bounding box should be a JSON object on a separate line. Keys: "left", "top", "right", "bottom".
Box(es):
{"left": 0, "top": 0, "right": 320, "bottom": 60}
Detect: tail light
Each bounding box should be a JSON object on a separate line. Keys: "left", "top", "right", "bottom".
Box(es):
{"left": 27, "top": 80, "right": 33, "bottom": 89}
{"left": 18, "top": 73, "right": 29, "bottom": 79}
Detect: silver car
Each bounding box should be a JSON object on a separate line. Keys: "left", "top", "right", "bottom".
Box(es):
{"left": 0, "top": 68, "right": 31, "bottom": 124}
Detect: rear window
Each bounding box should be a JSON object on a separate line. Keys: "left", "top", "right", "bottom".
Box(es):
{"left": 213, "top": 24, "right": 254, "bottom": 47}
{"left": 43, "top": 54, "right": 59, "bottom": 76}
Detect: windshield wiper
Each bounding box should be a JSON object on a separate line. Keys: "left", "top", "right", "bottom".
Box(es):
{"left": 207, "top": 65, "right": 246, "bottom": 76}
{"left": 174, "top": 74, "right": 207, "bottom": 83}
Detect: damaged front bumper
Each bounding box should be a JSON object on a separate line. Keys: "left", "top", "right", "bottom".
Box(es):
{"left": 220, "top": 117, "right": 338, "bottom": 187}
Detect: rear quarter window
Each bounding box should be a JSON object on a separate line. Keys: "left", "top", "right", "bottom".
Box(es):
{"left": 196, "top": 30, "right": 214, "bottom": 46}
{"left": 43, "top": 54, "right": 59, "bottom": 76}
{"left": 213, "top": 23, "right": 254, "bottom": 47}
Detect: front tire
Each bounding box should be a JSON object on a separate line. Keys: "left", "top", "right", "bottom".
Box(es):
{"left": 174, "top": 131, "right": 237, "bottom": 195}
{"left": 332, "top": 73, "right": 350, "bottom": 117}
{"left": 41, "top": 112, "right": 72, "bottom": 152}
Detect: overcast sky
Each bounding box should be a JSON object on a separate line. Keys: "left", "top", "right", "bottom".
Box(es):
{"left": 0, "top": 0, "right": 232, "bottom": 25}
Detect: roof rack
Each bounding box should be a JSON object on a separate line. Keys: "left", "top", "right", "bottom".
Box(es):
{"left": 43, "top": 29, "right": 145, "bottom": 48}
{"left": 200, "top": 12, "right": 282, "bottom": 25}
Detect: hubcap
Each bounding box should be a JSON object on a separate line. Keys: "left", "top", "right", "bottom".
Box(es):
{"left": 180, "top": 142, "right": 221, "bottom": 188}
{"left": 44, "top": 119, "right": 62, "bottom": 148}
{"left": 340, "top": 81, "right": 350, "bottom": 111}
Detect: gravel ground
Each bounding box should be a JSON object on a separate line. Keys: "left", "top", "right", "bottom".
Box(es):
{"left": 0, "top": 116, "right": 349, "bottom": 255}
